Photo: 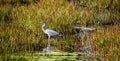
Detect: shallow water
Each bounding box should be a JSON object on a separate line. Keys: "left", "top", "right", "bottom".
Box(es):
{"left": 0, "top": 50, "right": 119, "bottom": 61}
{"left": 0, "top": 51, "right": 93, "bottom": 61}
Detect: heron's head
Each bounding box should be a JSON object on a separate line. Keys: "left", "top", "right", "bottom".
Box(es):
{"left": 40, "top": 21, "right": 46, "bottom": 25}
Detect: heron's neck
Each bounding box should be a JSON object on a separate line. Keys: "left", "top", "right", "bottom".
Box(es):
{"left": 42, "top": 23, "right": 46, "bottom": 32}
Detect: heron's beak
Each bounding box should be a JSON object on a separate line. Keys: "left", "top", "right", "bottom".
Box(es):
{"left": 40, "top": 22, "right": 43, "bottom": 24}
{"left": 40, "top": 21, "right": 45, "bottom": 24}
{"left": 40, "top": 22, "right": 42, "bottom": 24}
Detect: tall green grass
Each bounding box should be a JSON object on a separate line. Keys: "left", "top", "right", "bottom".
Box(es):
{"left": 0, "top": 0, "right": 120, "bottom": 60}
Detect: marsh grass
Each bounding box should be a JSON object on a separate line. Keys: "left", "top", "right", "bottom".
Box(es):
{"left": 0, "top": 0, "right": 120, "bottom": 61}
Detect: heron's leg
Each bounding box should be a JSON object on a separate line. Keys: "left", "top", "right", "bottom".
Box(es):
{"left": 48, "top": 36, "right": 51, "bottom": 47}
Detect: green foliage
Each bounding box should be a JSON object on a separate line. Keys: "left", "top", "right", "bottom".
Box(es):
{"left": 0, "top": 0, "right": 40, "bottom": 5}
{"left": 1, "top": 55, "right": 28, "bottom": 61}
{"left": 0, "top": 0, "right": 120, "bottom": 61}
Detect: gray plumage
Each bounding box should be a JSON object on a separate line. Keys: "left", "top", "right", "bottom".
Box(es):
{"left": 40, "top": 22, "right": 62, "bottom": 38}
{"left": 40, "top": 21, "right": 62, "bottom": 49}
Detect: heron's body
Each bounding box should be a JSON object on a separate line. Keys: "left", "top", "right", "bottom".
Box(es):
{"left": 41, "top": 22, "right": 62, "bottom": 38}
{"left": 40, "top": 22, "right": 62, "bottom": 48}
{"left": 45, "top": 29, "right": 61, "bottom": 37}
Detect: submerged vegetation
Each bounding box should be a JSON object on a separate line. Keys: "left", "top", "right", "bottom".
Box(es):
{"left": 0, "top": 0, "right": 120, "bottom": 61}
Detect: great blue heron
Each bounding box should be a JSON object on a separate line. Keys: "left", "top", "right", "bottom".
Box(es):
{"left": 40, "top": 21, "right": 62, "bottom": 46}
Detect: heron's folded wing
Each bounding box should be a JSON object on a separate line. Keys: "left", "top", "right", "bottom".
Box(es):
{"left": 45, "top": 29, "right": 59, "bottom": 36}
